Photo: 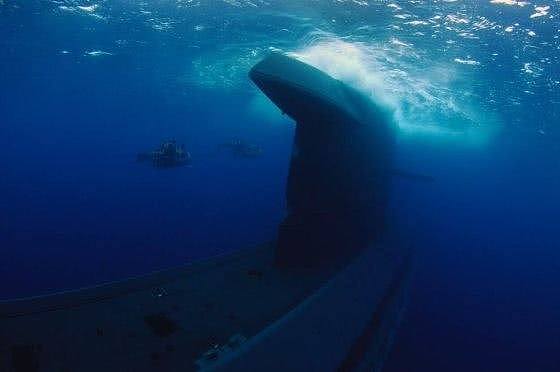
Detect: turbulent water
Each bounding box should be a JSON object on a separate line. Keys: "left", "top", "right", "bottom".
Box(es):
{"left": 1, "top": 0, "right": 559, "bottom": 370}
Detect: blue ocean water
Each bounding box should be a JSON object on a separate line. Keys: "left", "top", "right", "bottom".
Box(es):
{"left": 0, "top": 0, "right": 559, "bottom": 370}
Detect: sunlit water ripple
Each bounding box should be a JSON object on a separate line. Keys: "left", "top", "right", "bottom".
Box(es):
{"left": 2, "top": 0, "right": 556, "bottom": 138}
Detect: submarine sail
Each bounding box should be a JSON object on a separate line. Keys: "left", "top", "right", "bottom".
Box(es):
{"left": 250, "top": 53, "right": 397, "bottom": 267}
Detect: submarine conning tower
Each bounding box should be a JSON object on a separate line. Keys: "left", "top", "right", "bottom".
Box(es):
{"left": 250, "top": 53, "right": 397, "bottom": 267}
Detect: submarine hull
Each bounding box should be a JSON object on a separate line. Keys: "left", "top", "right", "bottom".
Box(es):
{"left": 1, "top": 53, "right": 410, "bottom": 371}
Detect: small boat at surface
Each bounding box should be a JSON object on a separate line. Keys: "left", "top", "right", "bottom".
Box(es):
{"left": 0, "top": 53, "right": 410, "bottom": 372}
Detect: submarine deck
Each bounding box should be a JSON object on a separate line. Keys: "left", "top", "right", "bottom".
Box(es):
{"left": 0, "top": 244, "right": 341, "bottom": 371}
{"left": 0, "top": 242, "right": 409, "bottom": 372}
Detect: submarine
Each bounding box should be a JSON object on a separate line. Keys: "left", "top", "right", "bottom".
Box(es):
{"left": 137, "top": 140, "right": 192, "bottom": 168}
{"left": 0, "top": 53, "right": 411, "bottom": 372}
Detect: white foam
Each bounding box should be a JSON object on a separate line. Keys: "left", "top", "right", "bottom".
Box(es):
{"left": 77, "top": 5, "right": 99, "bottom": 13}
{"left": 490, "top": 0, "right": 530, "bottom": 6}
{"left": 85, "top": 50, "right": 113, "bottom": 57}
{"left": 289, "top": 39, "right": 398, "bottom": 113}
{"left": 523, "top": 62, "right": 534, "bottom": 73}
{"left": 445, "top": 14, "right": 470, "bottom": 24}
{"left": 58, "top": 5, "right": 76, "bottom": 12}
{"left": 352, "top": 0, "right": 369, "bottom": 7}
{"left": 390, "top": 38, "right": 412, "bottom": 47}
{"left": 59, "top": 3, "right": 104, "bottom": 20}
{"left": 530, "top": 5, "right": 550, "bottom": 18}
{"left": 405, "top": 20, "right": 430, "bottom": 26}
{"left": 285, "top": 38, "right": 498, "bottom": 145}
{"left": 454, "top": 58, "right": 481, "bottom": 65}
{"left": 522, "top": 62, "right": 543, "bottom": 75}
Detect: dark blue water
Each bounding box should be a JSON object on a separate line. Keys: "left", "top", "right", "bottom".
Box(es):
{"left": 1, "top": 0, "right": 559, "bottom": 370}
